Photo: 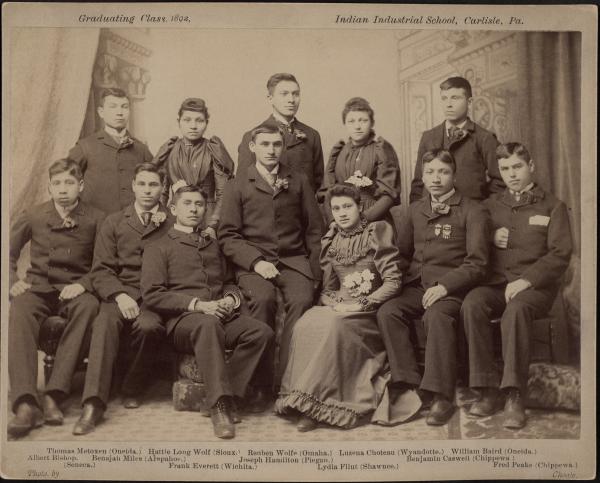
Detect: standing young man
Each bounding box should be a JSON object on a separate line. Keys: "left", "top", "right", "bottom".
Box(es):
{"left": 73, "top": 163, "right": 173, "bottom": 435}
{"left": 237, "top": 73, "right": 324, "bottom": 193}
{"left": 461, "top": 142, "right": 572, "bottom": 429}
{"left": 68, "top": 87, "right": 154, "bottom": 214}
{"left": 409, "top": 77, "right": 502, "bottom": 202}
{"left": 220, "top": 125, "right": 323, "bottom": 389}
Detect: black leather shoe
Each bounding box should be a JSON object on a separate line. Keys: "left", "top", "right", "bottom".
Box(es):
{"left": 297, "top": 415, "right": 317, "bottom": 433}
{"left": 210, "top": 397, "right": 235, "bottom": 439}
{"left": 503, "top": 388, "right": 527, "bottom": 429}
{"left": 245, "top": 387, "right": 272, "bottom": 414}
{"left": 123, "top": 396, "right": 141, "bottom": 409}
{"left": 7, "top": 402, "right": 44, "bottom": 438}
{"left": 73, "top": 402, "right": 104, "bottom": 436}
{"left": 43, "top": 394, "right": 64, "bottom": 425}
{"left": 469, "top": 387, "right": 499, "bottom": 418}
{"left": 426, "top": 394, "right": 455, "bottom": 426}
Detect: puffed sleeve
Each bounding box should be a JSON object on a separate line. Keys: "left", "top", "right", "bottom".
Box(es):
{"left": 318, "top": 140, "right": 346, "bottom": 224}
{"left": 207, "top": 136, "right": 235, "bottom": 230}
{"left": 318, "top": 225, "right": 340, "bottom": 305}
{"left": 152, "top": 136, "right": 178, "bottom": 205}
{"left": 372, "top": 137, "right": 401, "bottom": 204}
{"left": 365, "top": 221, "right": 402, "bottom": 306}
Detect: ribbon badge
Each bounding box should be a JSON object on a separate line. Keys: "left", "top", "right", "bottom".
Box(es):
{"left": 442, "top": 224, "right": 452, "bottom": 239}
{"left": 434, "top": 223, "right": 442, "bottom": 237}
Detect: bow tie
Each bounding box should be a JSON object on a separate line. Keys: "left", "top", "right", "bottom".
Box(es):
{"left": 431, "top": 201, "right": 450, "bottom": 215}
{"left": 119, "top": 134, "right": 133, "bottom": 148}
{"left": 448, "top": 125, "right": 464, "bottom": 142}
{"left": 512, "top": 190, "right": 533, "bottom": 203}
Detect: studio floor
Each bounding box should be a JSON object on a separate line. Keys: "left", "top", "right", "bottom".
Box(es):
{"left": 8, "top": 369, "right": 580, "bottom": 443}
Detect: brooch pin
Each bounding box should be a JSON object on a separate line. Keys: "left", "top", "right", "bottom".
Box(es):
{"left": 442, "top": 224, "right": 452, "bottom": 239}
{"left": 434, "top": 223, "right": 442, "bottom": 237}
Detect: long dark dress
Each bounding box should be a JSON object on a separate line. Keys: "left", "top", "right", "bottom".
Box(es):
{"left": 274, "top": 220, "right": 421, "bottom": 428}
{"left": 153, "top": 135, "right": 234, "bottom": 230}
{"left": 318, "top": 132, "right": 401, "bottom": 226}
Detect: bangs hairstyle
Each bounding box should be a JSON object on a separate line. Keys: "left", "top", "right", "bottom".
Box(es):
{"left": 133, "top": 162, "right": 166, "bottom": 184}
{"left": 326, "top": 183, "right": 362, "bottom": 207}
{"left": 439, "top": 76, "right": 473, "bottom": 98}
{"left": 177, "top": 98, "right": 210, "bottom": 120}
{"left": 496, "top": 142, "right": 531, "bottom": 163}
{"left": 48, "top": 158, "right": 84, "bottom": 181}
{"left": 266, "top": 73, "right": 299, "bottom": 95}
{"left": 99, "top": 87, "right": 129, "bottom": 106}
{"left": 342, "top": 97, "right": 375, "bottom": 124}
{"left": 250, "top": 124, "right": 285, "bottom": 143}
{"left": 172, "top": 185, "right": 207, "bottom": 205}
{"left": 422, "top": 148, "right": 457, "bottom": 173}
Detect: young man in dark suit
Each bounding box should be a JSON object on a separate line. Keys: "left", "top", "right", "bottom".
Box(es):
{"left": 236, "top": 73, "right": 324, "bottom": 193}
{"left": 141, "top": 186, "right": 274, "bottom": 439}
{"left": 409, "top": 77, "right": 502, "bottom": 203}
{"left": 67, "top": 87, "right": 154, "bottom": 215}
{"left": 8, "top": 159, "right": 105, "bottom": 438}
{"left": 219, "top": 124, "right": 323, "bottom": 388}
{"left": 72, "top": 163, "right": 173, "bottom": 435}
{"left": 461, "top": 142, "right": 572, "bottom": 429}
{"left": 377, "top": 149, "right": 490, "bottom": 426}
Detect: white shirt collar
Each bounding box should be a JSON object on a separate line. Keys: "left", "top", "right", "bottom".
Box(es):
{"left": 134, "top": 202, "right": 159, "bottom": 224}
{"left": 509, "top": 182, "right": 535, "bottom": 196}
{"left": 54, "top": 200, "right": 79, "bottom": 219}
{"left": 431, "top": 188, "right": 456, "bottom": 204}
{"left": 255, "top": 161, "right": 279, "bottom": 185}
{"left": 272, "top": 111, "right": 296, "bottom": 126}
{"left": 445, "top": 119, "right": 467, "bottom": 136}
{"left": 104, "top": 125, "right": 128, "bottom": 140}
{"left": 174, "top": 223, "right": 195, "bottom": 234}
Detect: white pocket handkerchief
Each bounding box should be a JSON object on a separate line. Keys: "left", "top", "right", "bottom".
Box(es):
{"left": 529, "top": 215, "right": 550, "bottom": 226}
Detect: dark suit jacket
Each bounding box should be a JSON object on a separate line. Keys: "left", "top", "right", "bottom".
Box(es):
{"left": 409, "top": 119, "right": 502, "bottom": 202}
{"left": 218, "top": 163, "right": 324, "bottom": 281}
{"left": 67, "top": 130, "right": 154, "bottom": 215}
{"left": 91, "top": 204, "right": 174, "bottom": 302}
{"left": 9, "top": 200, "right": 105, "bottom": 293}
{"left": 484, "top": 185, "right": 572, "bottom": 288}
{"left": 141, "top": 229, "right": 241, "bottom": 335}
{"left": 236, "top": 115, "right": 324, "bottom": 193}
{"left": 399, "top": 191, "right": 490, "bottom": 296}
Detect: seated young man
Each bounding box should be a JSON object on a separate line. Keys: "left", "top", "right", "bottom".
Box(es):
{"left": 461, "top": 142, "right": 572, "bottom": 429}
{"left": 73, "top": 163, "right": 173, "bottom": 435}
{"left": 141, "top": 186, "right": 274, "bottom": 439}
{"left": 8, "top": 159, "right": 105, "bottom": 438}
{"left": 377, "top": 149, "right": 490, "bottom": 426}
{"left": 219, "top": 124, "right": 323, "bottom": 388}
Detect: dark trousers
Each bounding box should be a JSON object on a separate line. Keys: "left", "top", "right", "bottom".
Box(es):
{"left": 9, "top": 290, "right": 98, "bottom": 411}
{"left": 171, "top": 313, "right": 274, "bottom": 408}
{"left": 82, "top": 301, "right": 164, "bottom": 406}
{"left": 460, "top": 284, "right": 553, "bottom": 394}
{"left": 377, "top": 283, "right": 462, "bottom": 400}
{"left": 237, "top": 268, "right": 314, "bottom": 382}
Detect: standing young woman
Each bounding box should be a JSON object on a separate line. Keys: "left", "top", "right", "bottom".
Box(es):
{"left": 318, "top": 97, "right": 401, "bottom": 227}
{"left": 153, "top": 98, "right": 234, "bottom": 238}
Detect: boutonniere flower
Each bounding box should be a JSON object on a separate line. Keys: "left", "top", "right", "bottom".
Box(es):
{"left": 293, "top": 128, "right": 307, "bottom": 141}
{"left": 343, "top": 268, "right": 376, "bottom": 297}
{"left": 345, "top": 170, "right": 373, "bottom": 188}
{"left": 151, "top": 212, "right": 167, "bottom": 226}
{"left": 61, "top": 216, "right": 77, "bottom": 229}
{"left": 274, "top": 177, "right": 289, "bottom": 191}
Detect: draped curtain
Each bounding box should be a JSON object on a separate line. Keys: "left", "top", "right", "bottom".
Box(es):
{"left": 519, "top": 32, "right": 581, "bottom": 255}
{"left": 8, "top": 28, "right": 100, "bottom": 218}
{"left": 518, "top": 32, "right": 582, "bottom": 357}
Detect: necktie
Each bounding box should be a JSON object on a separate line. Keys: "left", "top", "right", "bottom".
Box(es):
{"left": 266, "top": 172, "right": 276, "bottom": 187}
{"left": 141, "top": 211, "right": 152, "bottom": 226}
{"left": 431, "top": 201, "right": 450, "bottom": 215}
{"left": 448, "top": 125, "right": 460, "bottom": 141}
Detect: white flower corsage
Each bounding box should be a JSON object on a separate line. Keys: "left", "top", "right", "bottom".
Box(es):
{"left": 151, "top": 212, "right": 167, "bottom": 227}
{"left": 61, "top": 216, "right": 77, "bottom": 229}
{"left": 345, "top": 170, "right": 373, "bottom": 188}
{"left": 342, "top": 268, "right": 375, "bottom": 297}
{"left": 293, "top": 128, "right": 307, "bottom": 141}
{"left": 274, "top": 178, "right": 289, "bottom": 191}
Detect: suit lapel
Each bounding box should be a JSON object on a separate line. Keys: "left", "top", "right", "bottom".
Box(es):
{"left": 168, "top": 229, "right": 203, "bottom": 249}
{"left": 141, "top": 205, "right": 168, "bottom": 238}
{"left": 97, "top": 130, "right": 120, "bottom": 150}
{"left": 447, "top": 119, "right": 475, "bottom": 149}
{"left": 273, "top": 165, "right": 292, "bottom": 199}
{"left": 124, "top": 205, "right": 145, "bottom": 235}
{"left": 248, "top": 165, "right": 274, "bottom": 195}
{"left": 45, "top": 202, "right": 64, "bottom": 229}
